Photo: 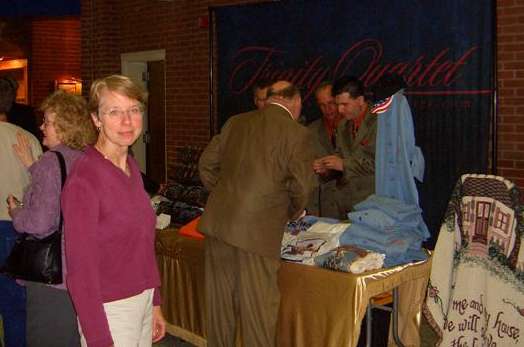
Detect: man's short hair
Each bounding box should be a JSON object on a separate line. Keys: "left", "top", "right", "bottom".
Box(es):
{"left": 3, "top": 76, "right": 18, "bottom": 91}
{"left": 332, "top": 76, "right": 365, "bottom": 99}
{"left": 314, "top": 81, "right": 332, "bottom": 96}
{"left": 266, "top": 83, "right": 300, "bottom": 100}
{"left": 252, "top": 79, "right": 273, "bottom": 96}
{"left": 0, "top": 77, "right": 16, "bottom": 113}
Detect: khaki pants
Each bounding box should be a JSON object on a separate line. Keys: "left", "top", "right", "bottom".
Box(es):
{"left": 205, "top": 237, "right": 281, "bottom": 347}
{"left": 79, "top": 288, "right": 153, "bottom": 347}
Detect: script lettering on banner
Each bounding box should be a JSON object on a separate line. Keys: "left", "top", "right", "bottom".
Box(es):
{"left": 228, "top": 39, "right": 480, "bottom": 104}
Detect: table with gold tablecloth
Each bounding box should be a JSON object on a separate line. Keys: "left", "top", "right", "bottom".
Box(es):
{"left": 155, "top": 229, "right": 431, "bottom": 347}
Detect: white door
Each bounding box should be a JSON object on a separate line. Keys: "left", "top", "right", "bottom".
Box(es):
{"left": 122, "top": 61, "right": 148, "bottom": 173}
{"left": 121, "top": 50, "right": 166, "bottom": 174}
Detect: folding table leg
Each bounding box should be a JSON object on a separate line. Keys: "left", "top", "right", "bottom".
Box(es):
{"left": 365, "top": 302, "right": 373, "bottom": 347}
{"left": 365, "top": 287, "right": 405, "bottom": 347}
{"left": 391, "top": 287, "right": 405, "bottom": 347}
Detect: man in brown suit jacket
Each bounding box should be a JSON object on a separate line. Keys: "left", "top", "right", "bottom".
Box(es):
{"left": 198, "top": 81, "right": 316, "bottom": 347}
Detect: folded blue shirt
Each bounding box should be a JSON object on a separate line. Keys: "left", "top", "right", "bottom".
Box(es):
{"left": 353, "top": 194, "right": 421, "bottom": 218}
{"left": 350, "top": 195, "right": 430, "bottom": 240}
{"left": 340, "top": 223, "right": 412, "bottom": 257}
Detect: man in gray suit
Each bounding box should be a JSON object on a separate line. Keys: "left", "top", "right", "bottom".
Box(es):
{"left": 198, "top": 80, "right": 316, "bottom": 347}
{"left": 306, "top": 81, "right": 349, "bottom": 219}
{"left": 314, "top": 76, "right": 377, "bottom": 212}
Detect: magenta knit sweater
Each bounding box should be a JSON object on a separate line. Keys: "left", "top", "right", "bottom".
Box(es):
{"left": 62, "top": 146, "right": 161, "bottom": 347}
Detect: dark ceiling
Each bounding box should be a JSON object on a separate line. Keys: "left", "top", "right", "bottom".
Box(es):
{"left": 0, "top": 0, "right": 80, "bottom": 16}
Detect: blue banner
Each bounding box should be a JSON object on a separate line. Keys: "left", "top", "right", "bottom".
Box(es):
{"left": 212, "top": 0, "right": 495, "bottom": 247}
{"left": 0, "top": 0, "right": 80, "bottom": 16}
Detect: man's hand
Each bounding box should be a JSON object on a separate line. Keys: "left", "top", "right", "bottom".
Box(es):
{"left": 152, "top": 305, "right": 166, "bottom": 343}
{"left": 312, "top": 158, "right": 327, "bottom": 174}
{"left": 320, "top": 155, "right": 343, "bottom": 172}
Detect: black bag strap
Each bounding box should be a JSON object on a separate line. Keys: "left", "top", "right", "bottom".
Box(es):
{"left": 51, "top": 151, "right": 67, "bottom": 234}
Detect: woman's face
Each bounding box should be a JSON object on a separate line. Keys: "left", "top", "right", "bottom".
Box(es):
{"left": 92, "top": 89, "right": 143, "bottom": 149}
{"left": 40, "top": 111, "right": 61, "bottom": 148}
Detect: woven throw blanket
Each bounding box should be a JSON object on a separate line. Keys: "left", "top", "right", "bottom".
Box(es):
{"left": 423, "top": 174, "right": 524, "bottom": 346}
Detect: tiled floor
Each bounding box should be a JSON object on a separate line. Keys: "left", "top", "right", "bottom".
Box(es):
{"left": 153, "top": 333, "right": 195, "bottom": 347}
{"left": 153, "top": 315, "right": 439, "bottom": 347}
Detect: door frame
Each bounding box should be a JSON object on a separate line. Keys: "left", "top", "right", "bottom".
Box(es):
{"left": 120, "top": 49, "right": 166, "bottom": 180}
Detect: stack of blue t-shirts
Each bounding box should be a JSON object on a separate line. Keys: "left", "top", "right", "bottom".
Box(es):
{"left": 340, "top": 195, "right": 428, "bottom": 267}
{"left": 338, "top": 90, "right": 429, "bottom": 268}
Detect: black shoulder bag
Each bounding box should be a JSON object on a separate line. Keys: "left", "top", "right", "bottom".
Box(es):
{"left": 1, "top": 151, "right": 67, "bottom": 284}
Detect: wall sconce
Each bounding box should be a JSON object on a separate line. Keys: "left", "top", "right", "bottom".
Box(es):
{"left": 55, "top": 77, "right": 82, "bottom": 95}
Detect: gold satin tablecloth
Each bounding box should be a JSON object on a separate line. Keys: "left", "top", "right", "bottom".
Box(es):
{"left": 156, "top": 229, "right": 431, "bottom": 347}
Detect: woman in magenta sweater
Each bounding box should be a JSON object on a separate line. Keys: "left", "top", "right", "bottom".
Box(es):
{"left": 61, "top": 75, "right": 166, "bottom": 347}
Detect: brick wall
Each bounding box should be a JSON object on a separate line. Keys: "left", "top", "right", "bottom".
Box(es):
{"left": 80, "top": 0, "right": 262, "bottom": 169}
{"left": 497, "top": 0, "right": 524, "bottom": 189}
{"left": 80, "top": 0, "right": 524, "bottom": 191}
{"left": 0, "top": 18, "right": 31, "bottom": 58}
{"left": 31, "top": 17, "right": 81, "bottom": 107}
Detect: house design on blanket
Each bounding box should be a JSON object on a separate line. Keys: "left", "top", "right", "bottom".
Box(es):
{"left": 459, "top": 176, "right": 518, "bottom": 258}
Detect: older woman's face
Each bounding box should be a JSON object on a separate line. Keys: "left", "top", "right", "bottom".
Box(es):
{"left": 93, "top": 89, "right": 143, "bottom": 148}
{"left": 40, "top": 111, "right": 61, "bottom": 148}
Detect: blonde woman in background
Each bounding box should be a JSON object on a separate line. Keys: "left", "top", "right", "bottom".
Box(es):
{"left": 7, "top": 90, "right": 97, "bottom": 347}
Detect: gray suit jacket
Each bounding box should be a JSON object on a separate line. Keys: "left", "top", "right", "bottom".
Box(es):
{"left": 198, "top": 104, "right": 316, "bottom": 259}
{"left": 306, "top": 118, "right": 350, "bottom": 219}
{"left": 336, "top": 111, "right": 377, "bottom": 211}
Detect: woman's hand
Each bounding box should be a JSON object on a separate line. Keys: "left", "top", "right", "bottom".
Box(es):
{"left": 13, "top": 132, "right": 35, "bottom": 168}
{"left": 6, "top": 194, "right": 22, "bottom": 217}
{"left": 152, "top": 305, "right": 166, "bottom": 343}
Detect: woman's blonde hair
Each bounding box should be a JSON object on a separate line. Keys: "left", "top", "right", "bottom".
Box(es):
{"left": 88, "top": 74, "right": 147, "bottom": 115}
{"left": 40, "top": 91, "right": 97, "bottom": 150}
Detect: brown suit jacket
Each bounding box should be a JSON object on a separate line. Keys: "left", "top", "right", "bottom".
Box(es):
{"left": 198, "top": 104, "right": 316, "bottom": 259}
